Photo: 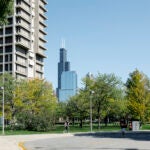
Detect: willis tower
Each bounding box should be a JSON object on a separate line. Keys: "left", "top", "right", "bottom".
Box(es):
{"left": 57, "top": 42, "right": 77, "bottom": 101}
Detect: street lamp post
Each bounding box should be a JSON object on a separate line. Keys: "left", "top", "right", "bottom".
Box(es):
{"left": 87, "top": 72, "right": 95, "bottom": 133}
{"left": 0, "top": 86, "right": 4, "bottom": 135}
{"left": 90, "top": 90, "right": 94, "bottom": 132}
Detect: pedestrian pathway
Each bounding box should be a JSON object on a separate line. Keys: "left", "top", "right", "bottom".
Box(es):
{"left": 0, "top": 133, "right": 73, "bottom": 150}
{"left": 0, "top": 131, "right": 150, "bottom": 150}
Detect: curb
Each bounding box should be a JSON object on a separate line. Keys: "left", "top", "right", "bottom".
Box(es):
{"left": 18, "top": 142, "right": 27, "bottom": 150}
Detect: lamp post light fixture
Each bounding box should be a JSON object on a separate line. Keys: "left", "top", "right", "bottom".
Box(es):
{"left": 0, "top": 86, "right": 4, "bottom": 135}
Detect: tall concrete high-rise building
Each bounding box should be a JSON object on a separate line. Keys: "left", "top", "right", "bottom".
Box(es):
{"left": 0, "top": 0, "right": 47, "bottom": 79}
{"left": 57, "top": 46, "right": 77, "bottom": 101}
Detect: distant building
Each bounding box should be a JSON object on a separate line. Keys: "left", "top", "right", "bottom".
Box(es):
{"left": 57, "top": 46, "right": 77, "bottom": 101}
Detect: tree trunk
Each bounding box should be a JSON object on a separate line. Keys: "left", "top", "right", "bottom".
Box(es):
{"left": 72, "top": 118, "right": 75, "bottom": 126}
{"left": 79, "top": 119, "right": 83, "bottom": 128}
{"left": 98, "top": 116, "right": 101, "bottom": 129}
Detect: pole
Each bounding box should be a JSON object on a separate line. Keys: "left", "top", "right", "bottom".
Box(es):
{"left": 2, "top": 86, "right": 4, "bottom": 135}
{"left": 90, "top": 93, "right": 92, "bottom": 132}
{"left": 2, "top": 36, "right": 5, "bottom": 135}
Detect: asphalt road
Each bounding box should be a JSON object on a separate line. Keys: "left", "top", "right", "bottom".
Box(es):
{"left": 24, "top": 131, "right": 150, "bottom": 150}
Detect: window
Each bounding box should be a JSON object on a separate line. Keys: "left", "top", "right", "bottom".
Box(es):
{"left": 5, "top": 54, "right": 12, "bottom": 62}
{"left": 5, "top": 46, "right": 12, "bottom": 53}
{"left": 5, "top": 36, "right": 13, "bottom": 43}
{"left": 0, "top": 47, "right": 3, "bottom": 53}
{"left": 0, "top": 55, "right": 3, "bottom": 62}
{"left": 5, "top": 55, "right": 8, "bottom": 62}
{"left": 16, "top": 46, "right": 27, "bottom": 55}
{"left": 36, "top": 55, "right": 43, "bottom": 62}
{"left": 0, "top": 38, "right": 3, "bottom": 44}
{"left": 5, "top": 64, "right": 8, "bottom": 71}
{"left": 7, "top": 18, "right": 13, "bottom": 25}
{"left": 0, "top": 29, "right": 3, "bottom": 35}
{"left": 0, "top": 65, "right": 2, "bottom": 72}
{"left": 10, "top": 54, "right": 12, "bottom": 61}
{"left": 5, "top": 27, "right": 13, "bottom": 34}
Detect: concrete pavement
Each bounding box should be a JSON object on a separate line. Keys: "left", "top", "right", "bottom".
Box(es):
{"left": 0, "top": 131, "right": 150, "bottom": 150}
{"left": 0, "top": 133, "right": 73, "bottom": 150}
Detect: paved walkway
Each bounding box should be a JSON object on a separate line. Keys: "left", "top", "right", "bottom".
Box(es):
{"left": 0, "top": 131, "right": 150, "bottom": 150}
{"left": 0, "top": 133, "right": 73, "bottom": 150}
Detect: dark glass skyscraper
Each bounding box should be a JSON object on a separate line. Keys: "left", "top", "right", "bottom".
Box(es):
{"left": 57, "top": 47, "right": 77, "bottom": 101}
{"left": 59, "top": 71, "right": 77, "bottom": 101}
{"left": 58, "top": 48, "right": 70, "bottom": 89}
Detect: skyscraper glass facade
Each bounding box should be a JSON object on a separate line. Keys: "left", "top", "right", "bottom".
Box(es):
{"left": 58, "top": 48, "right": 70, "bottom": 89}
{"left": 59, "top": 71, "right": 77, "bottom": 101}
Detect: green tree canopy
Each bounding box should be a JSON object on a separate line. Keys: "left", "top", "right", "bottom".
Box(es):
{"left": 126, "top": 69, "right": 150, "bottom": 123}
{"left": 0, "top": 0, "right": 13, "bottom": 25}
{"left": 66, "top": 90, "right": 89, "bottom": 128}
{"left": 91, "top": 73, "right": 124, "bottom": 128}
{"left": 14, "top": 78, "right": 57, "bottom": 131}
{"left": 0, "top": 73, "right": 16, "bottom": 122}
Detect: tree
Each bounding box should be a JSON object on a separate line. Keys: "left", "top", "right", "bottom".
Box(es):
{"left": 78, "top": 73, "right": 124, "bottom": 129}
{"left": 126, "top": 69, "right": 150, "bottom": 123}
{"left": 92, "top": 73, "right": 124, "bottom": 129}
{"left": 66, "top": 90, "right": 89, "bottom": 128}
{"left": 55, "top": 101, "right": 67, "bottom": 122}
{"left": 0, "top": 0, "right": 13, "bottom": 25}
{"left": 14, "top": 79, "right": 57, "bottom": 131}
{"left": 0, "top": 73, "right": 16, "bottom": 127}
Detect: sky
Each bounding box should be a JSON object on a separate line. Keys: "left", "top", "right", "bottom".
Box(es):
{"left": 44, "top": 0, "right": 150, "bottom": 89}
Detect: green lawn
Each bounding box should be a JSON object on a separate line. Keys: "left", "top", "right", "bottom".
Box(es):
{"left": 0, "top": 124, "right": 120, "bottom": 135}
{"left": 141, "top": 124, "right": 150, "bottom": 130}
{"left": 0, "top": 123, "right": 149, "bottom": 135}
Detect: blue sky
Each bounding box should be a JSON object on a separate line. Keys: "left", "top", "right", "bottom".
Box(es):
{"left": 45, "top": 0, "right": 150, "bottom": 89}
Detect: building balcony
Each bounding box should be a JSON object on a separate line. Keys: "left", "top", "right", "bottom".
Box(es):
{"left": 39, "top": 33, "right": 46, "bottom": 42}
{"left": 16, "top": 12, "right": 31, "bottom": 23}
{"left": 41, "top": 0, "right": 47, "bottom": 5}
{"left": 39, "top": 1, "right": 47, "bottom": 12}
{"left": 16, "top": 70, "right": 27, "bottom": 76}
{"left": 23, "top": 0, "right": 30, "bottom": 5}
{"left": 16, "top": 29, "right": 30, "bottom": 39}
{"left": 36, "top": 68, "right": 43, "bottom": 74}
{"left": 16, "top": 2, "right": 31, "bottom": 15}
{"left": 39, "top": 11, "right": 47, "bottom": 20}
{"left": 16, "top": 60, "right": 26, "bottom": 67}
{"left": 36, "top": 49, "right": 46, "bottom": 58}
{"left": 16, "top": 38, "right": 30, "bottom": 49}
{"left": 16, "top": 22, "right": 31, "bottom": 32}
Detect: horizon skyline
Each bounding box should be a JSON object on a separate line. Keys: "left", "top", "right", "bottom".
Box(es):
{"left": 44, "top": 0, "right": 150, "bottom": 89}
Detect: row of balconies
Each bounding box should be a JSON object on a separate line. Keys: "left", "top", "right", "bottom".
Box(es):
{"left": 16, "top": 10, "right": 31, "bottom": 22}
{"left": 16, "top": 1, "right": 30, "bottom": 13}
{"left": 39, "top": 0, "right": 47, "bottom": 11}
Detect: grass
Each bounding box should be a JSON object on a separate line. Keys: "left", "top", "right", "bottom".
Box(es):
{"left": 0, "top": 123, "right": 120, "bottom": 135}
{"left": 141, "top": 123, "right": 150, "bottom": 130}
{"left": 0, "top": 123, "right": 149, "bottom": 135}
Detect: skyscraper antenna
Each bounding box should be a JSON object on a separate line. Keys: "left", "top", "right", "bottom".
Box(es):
{"left": 61, "top": 38, "right": 66, "bottom": 48}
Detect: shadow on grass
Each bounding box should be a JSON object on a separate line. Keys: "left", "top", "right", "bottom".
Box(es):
{"left": 74, "top": 131, "right": 150, "bottom": 141}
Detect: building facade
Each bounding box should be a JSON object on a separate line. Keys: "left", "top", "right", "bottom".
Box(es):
{"left": 59, "top": 71, "right": 77, "bottom": 101}
{"left": 0, "top": 0, "right": 47, "bottom": 79}
{"left": 57, "top": 47, "right": 77, "bottom": 101}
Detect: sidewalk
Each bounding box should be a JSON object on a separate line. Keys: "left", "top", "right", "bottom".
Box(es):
{"left": 0, "top": 133, "right": 73, "bottom": 150}
{"left": 0, "top": 131, "right": 150, "bottom": 150}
